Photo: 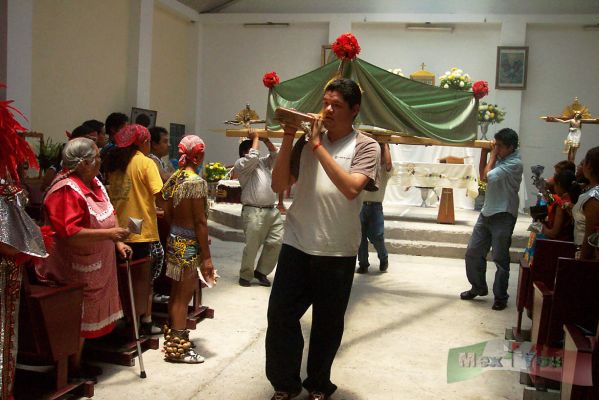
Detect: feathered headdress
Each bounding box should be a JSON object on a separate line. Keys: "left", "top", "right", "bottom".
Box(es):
{"left": 0, "top": 84, "right": 39, "bottom": 184}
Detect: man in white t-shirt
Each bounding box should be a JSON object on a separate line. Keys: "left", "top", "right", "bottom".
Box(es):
{"left": 266, "top": 78, "right": 380, "bottom": 400}
{"left": 356, "top": 142, "right": 393, "bottom": 274}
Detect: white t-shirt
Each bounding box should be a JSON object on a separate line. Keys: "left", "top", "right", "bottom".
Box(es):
{"left": 283, "top": 130, "right": 380, "bottom": 257}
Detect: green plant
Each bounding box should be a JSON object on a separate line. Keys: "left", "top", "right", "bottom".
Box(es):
{"left": 38, "top": 138, "right": 64, "bottom": 171}
{"left": 204, "top": 162, "right": 228, "bottom": 182}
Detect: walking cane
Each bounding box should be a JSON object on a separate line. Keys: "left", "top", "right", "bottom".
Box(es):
{"left": 125, "top": 252, "right": 147, "bottom": 379}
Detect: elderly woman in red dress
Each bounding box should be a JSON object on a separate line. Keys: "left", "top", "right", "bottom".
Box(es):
{"left": 38, "top": 137, "right": 130, "bottom": 380}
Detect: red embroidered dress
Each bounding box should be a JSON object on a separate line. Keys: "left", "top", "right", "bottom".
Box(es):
{"left": 40, "top": 175, "right": 123, "bottom": 338}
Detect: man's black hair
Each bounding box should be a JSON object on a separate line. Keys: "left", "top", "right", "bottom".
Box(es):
{"left": 135, "top": 113, "right": 151, "bottom": 128}
{"left": 494, "top": 128, "right": 519, "bottom": 150}
{"left": 105, "top": 112, "right": 128, "bottom": 136}
{"left": 324, "top": 78, "right": 361, "bottom": 108}
{"left": 150, "top": 126, "right": 168, "bottom": 144}
{"left": 82, "top": 119, "right": 104, "bottom": 133}
{"left": 239, "top": 139, "right": 253, "bottom": 158}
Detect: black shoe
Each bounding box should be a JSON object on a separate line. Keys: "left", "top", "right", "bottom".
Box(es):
{"left": 356, "top": 265, "right": 369, "bottom": 274}
{"left": 460, "top": 289, "right": 488, "bottom": 300}
{"left": 492, "top": 299, "right": 507, "bottom": 311}
{"left": 239, "top": 278, "right": 251, "bottom": 287}
{"left": 253, "top": 271, "right": 271, "bottom": 287}
{"left": 379, "top": 259, "right": 389, "bottom": 273}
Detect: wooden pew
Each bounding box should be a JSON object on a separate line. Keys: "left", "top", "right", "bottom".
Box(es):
{"left": 560, "top": 324, "right": 597, "bottom": 400}
{"left": 83, "top": 258, "right": 159, "bottom": 366}
{"left": 16, "top": 264, "right": 93, "bottom": 399}
{"left": 513, "top": 239, "right": 576, "bottom": 340}
{"left": 531, "top": 258, "right": 599, "bottom": 347}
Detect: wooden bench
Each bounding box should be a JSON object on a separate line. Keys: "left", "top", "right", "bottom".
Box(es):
{"left": 513, "top": 239, "right": 576, "bottom": 341}
{"left": 531, "top": 258, "right": 599, "bottom": 348}
{"left": 560, "top": 324, "right": 597, "bottom": 400}
{"left": 83, "top": 257, "right": 159, "bottom": 366}
{"left": 16, "top": 264, "right": 93, "bottom": 399}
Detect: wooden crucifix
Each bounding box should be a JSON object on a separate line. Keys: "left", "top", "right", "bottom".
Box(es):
{"left": 541, "top": 97, "right": 599, "bottom": 162}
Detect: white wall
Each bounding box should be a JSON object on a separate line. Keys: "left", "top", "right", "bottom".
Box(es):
{"left": 521, "top": 24, "right": 599, "bottom": 200}
{"left": 197, "top": 16, "right": 599, "bottom": 204}
{"left": 199, "top": 22, "right": 328, "bottom": 165}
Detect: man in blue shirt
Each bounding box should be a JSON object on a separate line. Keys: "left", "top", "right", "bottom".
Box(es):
{"left": 460, "top": 128, "right": 522, "bottom": 311}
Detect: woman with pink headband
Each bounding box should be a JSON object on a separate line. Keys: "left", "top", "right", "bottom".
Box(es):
{"left": 160, "top": 134, "right": 216, "bottom": 364}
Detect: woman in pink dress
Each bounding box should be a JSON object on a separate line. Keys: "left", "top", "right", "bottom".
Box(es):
{"left": 38, "top": 137, "right": 130, "bottom": 380}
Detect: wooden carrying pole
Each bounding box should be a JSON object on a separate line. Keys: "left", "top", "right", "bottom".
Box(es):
{"left": 225, "top": 128, "right": 493, "bottom": 150}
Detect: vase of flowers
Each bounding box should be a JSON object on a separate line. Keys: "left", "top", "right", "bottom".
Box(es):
{"left": 204, "top": 162, "right": 229, "bottom": 200}
{"left": 478, "top": 102, "right": 506, "bottom": 140}
{"left": 439, "top": 67, "right": 472, "bottom": 90}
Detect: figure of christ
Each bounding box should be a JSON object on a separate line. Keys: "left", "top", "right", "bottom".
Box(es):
{"left": 544, "top": 111, "right": 599, "bottom": 162}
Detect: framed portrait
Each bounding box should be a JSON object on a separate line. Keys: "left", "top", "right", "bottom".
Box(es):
{"left": 495, "top": 46, "right": 528, "bottom": 90}
{"left": 321, "top": 45, "right": 333, "bottom": 66}
{"left": 131, "top": 107, "right": 157, "bottom": 128}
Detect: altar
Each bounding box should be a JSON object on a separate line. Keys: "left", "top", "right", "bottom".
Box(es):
{"left": 390, "top": 162, "right": 479, "bottom": 199}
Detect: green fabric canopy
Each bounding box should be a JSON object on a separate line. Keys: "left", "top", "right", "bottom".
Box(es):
{"left": 265, "top": 58, "right": 478, "bottom": 143}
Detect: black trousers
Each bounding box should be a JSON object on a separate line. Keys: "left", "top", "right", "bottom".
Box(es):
{"left": 265, "top": 244, "right": 356, "bottom": 396}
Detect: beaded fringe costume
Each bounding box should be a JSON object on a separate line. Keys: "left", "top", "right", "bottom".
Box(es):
{"left": 161, "top": 169, "right": 208, "bottom": 281}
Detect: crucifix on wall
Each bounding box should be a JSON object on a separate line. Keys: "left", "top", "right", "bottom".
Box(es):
{"left": 541, "top": 97, "right": 599, "bottom": 162}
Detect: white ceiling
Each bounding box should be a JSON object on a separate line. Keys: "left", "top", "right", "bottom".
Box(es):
{"left": 177, "top": 0, "right": 599, "bottom": 15}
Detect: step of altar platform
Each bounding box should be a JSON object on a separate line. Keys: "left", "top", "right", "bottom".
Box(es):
{"left": 208, "top": 203, "right": 531, "bottom": 262}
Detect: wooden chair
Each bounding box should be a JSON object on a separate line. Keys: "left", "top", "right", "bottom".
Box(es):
{"left": 513, "top": 239, "right": 576, "bottom": 340}
{"left": 559, "top": 324, "right": 597, "bottom": 400}
{"left": 531, "top": 257, "right": 599, "bottom": 347}
{"left": 16, "top": 264, "right": 93, "bottom": 399}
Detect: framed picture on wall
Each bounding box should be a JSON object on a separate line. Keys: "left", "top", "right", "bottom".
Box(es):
{"left": 495, "top": 46, "right": 528, "bottom": 90}
{"left": 131, "top": 107, "right": 157, "bottom": 128}
{"left": 321, "top": 45, "right": 333, "bottom": 66}
{"left": 169, "top": 123, "right": 185, "bottom": 160}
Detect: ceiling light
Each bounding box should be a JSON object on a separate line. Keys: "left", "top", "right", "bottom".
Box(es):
{"left": 243, "top": 22, "right": 290, "bottom": 27}
{"left": 406, "top": 23, "right": 454, "bottom": 32}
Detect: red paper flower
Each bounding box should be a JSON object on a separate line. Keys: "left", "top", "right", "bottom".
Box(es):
{"left": 262, "top": 71, "right": 280, "bottom": 88}
{"left": 472, "top": 80, "right": 489, "bottom": 100}
{"left": 331, "top": 33, "right": 361, "bottom": 60}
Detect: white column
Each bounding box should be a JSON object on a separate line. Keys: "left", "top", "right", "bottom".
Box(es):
{"left": 136, "top": 0, "right": 154, "bottom": 108}
{"left": 496, "top": 19, "right": 528, "bottom": 209}
{"left": 193, "top": 22, "right": 203, "bottom": 133}
{"left": 496, "top": 19, "right": 527, "bottom": 136}
{"left": 6, "top": 0, "right": 32, "bottom": 126}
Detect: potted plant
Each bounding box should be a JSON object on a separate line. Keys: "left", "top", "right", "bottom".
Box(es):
{"left": 204, "top": 162, "right": 229, "bottom": 199}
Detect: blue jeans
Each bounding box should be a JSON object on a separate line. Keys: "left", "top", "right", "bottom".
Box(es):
{"left": 465, "top": 212, "right": 517, "bottom": 301}
{"left": 358, "top": 202, "right": 388, "bottom": 267}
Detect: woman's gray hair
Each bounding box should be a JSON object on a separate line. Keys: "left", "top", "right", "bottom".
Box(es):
{"left": 62, "top": 137, "right": 97, "bottom": 170}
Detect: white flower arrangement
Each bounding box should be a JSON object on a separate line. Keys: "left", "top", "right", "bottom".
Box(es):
{"left": 387, "top": 68, "right": 405, "bottom": 77}
{"left": 439, "top": 67, "right": 472, "bottom": 90}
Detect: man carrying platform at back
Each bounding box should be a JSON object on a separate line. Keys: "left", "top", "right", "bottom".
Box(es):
{"left": 266, "top": 78, "right": 380, "bottom": 400}
{"left": 356, "top": 142, "right": 393, "bottom": 274}
{"left": 460, "top": 128, "right": 522, "bottom": 311}
{"left": 234, "top": 130, "right": 284, "bottom": 287}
